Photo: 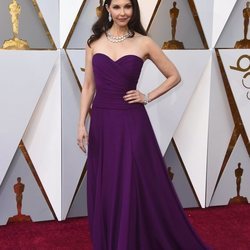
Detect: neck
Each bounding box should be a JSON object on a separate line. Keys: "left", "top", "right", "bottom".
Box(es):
{"left": 109, "top": 25, "right": 129, "bottom": 36}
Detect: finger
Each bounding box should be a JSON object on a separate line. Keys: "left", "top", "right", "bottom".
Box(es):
{"left": 82, "top": 146, "right": 87, "bottom": 153}
{"left": 77, "top": 138, "right": 82, "bottom": 146}
{"left": 124, "top": 96, "right": 135, "bottom": 101}
{"left": 83, "top": 134, "right": 88, "bottom": 144}
{"left": 128, "top": 100, "right": 138, "bottom": 104}
{"left": 124, "top": 92, "right": 135, "bottom": 97}
{"left": 123, "top": 93, "right": 138, "bottom": 100}
{"left": 78, "top": 134, "right": 88, "bottom": 141}
{"left": 126, "top": 90, "right": 137, "bottom": 95}
{"left": 80, "top": 146, "right": 86, "bottom": 153}
{"left": 78, "top": 141, "right": 86, "bottom": 153}
{"left": 128, "top": 98, "right": 141, "bottom": 104}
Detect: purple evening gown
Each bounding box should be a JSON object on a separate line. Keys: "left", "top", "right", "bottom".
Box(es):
{"left": 87, "top": 53, "right": 209, "bottom": 250}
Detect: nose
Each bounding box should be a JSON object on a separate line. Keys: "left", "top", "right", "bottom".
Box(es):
{"left": 120, "top": 8, "right": 125, "bottom": 15}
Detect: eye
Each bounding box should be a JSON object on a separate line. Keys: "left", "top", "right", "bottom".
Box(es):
{"left": 125, "top": 4, "right": 132, "bottom": 9}
{"left": 112, "top": 5, "right": 120, "bottom": 9}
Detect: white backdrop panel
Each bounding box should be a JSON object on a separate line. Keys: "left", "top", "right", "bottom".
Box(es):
{"left": 206, "top": 51, "right": 234, "bottom": 206}
{"left": 212, "top": 0, "right": 237, "bottom": 47}
{"left": 0, "top": 51, "right": 57, "bottom": 186}
{"left": 174, "top": 54, "right": 212, "bottom": 207}
{"left": 67, "top": 0, "right": 99, "bottom": 49}
{"left": 60, "top": 0, "right": 84, "bottom": 48}
{"left": 137, "top": 0, "right": 159, "bottom": 30}
{"left": 215, "top": 0, "right": 244, "bottom": 48}
{"left": 210, "top": 136, "right": 250, "bottom": 206}
{"left": 67, "top": 175, "right": 88, "bottom": 218}
{"left": 66, "top": 49, "right": 85, "bottom": 85}
{"left": 220, "top": 49, "right": 250, "bottom": 141}
{"left": 61, "top": 50, "right": 87, "bottom": 219}
{"left": 36, "top": 0, "right": 59, "bottom": 48}
{"left": 22, "top": 52, "right": 62, "bottom": 220}
{"left": 193, "top": 0, "right": 213, "bottom": 48}
{"left": 164, "top": 142, "right": 199, "bottom": 208}
{"left": 138, "top": 50, "right": 210, "bottom": 155}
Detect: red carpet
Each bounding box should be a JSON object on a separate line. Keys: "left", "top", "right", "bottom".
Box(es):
{"left": 1, "top": 204, "right": 250, "bottom": 249}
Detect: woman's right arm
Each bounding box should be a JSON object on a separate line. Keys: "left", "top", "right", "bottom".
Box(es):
{"left": 77, "top": 45, "right": 96, "bottom": 152}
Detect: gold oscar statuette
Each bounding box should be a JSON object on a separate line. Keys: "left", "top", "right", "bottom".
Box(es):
{"left": 96, "top": 0, "right": 104, "bottom": 18}
{"left": 162, "top": 2, "right": 184, "bottom": 50}
{"left": 7, "top": 177, "right": 32, "bottom": 224}
{"left": 2, "top": 0, "right": 29, "bottom": 50}
{"left": 234, "top": 1, "right": 250, "bottom": 48}
{"left": 228, "top": 163, "right": 248, "bottom": 205}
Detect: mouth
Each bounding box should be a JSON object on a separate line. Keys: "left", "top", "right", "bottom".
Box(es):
{"left": 118, "top": 18, "right": 129, "bottom": 22}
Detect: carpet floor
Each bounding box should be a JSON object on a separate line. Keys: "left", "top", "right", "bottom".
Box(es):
{"left": 0, "top": 204, "right": 250, "bottom": 249}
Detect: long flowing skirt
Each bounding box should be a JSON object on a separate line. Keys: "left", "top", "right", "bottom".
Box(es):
{"left": 87, "top": 105, "right": 208, "bottom": 250}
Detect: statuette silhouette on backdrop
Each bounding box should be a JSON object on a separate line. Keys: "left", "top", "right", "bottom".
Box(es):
{"left": 7, "top": 177, "right": 32, "bottom": 224}
{"left": 168, "top": 167, "right": 174, "bottom": 181}
{"left": 96, "top": 0, "right": 104, "bottom": 18}
{"left": 15, "top": 177, "right": 24, "bottom": 215}
{"left": 228, "top": 163, "right": 248, "bottom": 205}
{"left": 162, "top": 2, "right": 184, "bottom": 49}
{"left": 234, "top": 1, "right": 250, "bottom": 48}
{"left": 2, "top": 0, "right": 29, "bottom": 50}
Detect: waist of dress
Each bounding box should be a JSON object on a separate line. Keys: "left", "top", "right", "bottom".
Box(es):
{"left": 92, "top": 91, "right": 143, "bottom": 110}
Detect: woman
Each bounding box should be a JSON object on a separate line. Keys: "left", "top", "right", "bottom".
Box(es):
{"left": 77, "top": 0, "right": 210, "bottom": 249}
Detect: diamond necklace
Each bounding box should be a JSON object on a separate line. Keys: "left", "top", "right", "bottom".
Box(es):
{"left": 106, "top": 30, "right": 132, "bottom": 43}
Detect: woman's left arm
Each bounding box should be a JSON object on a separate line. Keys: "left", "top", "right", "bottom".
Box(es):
{"left": 124, "top": 36, "right": 181, "bottom": 104}
{"left": 144, "top": 37, "right": 181, "bottom": 102}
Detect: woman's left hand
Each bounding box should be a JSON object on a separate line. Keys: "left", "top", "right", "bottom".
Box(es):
{"left": 123, "top": 90, "right": 145, "bottom": 104}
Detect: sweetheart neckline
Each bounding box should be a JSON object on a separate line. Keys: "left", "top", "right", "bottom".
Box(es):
{"left": 93, "top": 53, "right": 144, "bottom": 63}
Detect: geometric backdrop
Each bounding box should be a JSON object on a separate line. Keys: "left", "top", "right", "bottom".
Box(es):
{"left": 0, "top": 0, "right": 249, "bottom": 225}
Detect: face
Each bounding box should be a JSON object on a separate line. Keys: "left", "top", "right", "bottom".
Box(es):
{"left": 107, "top": 0, "right": 133, "bottom": 27}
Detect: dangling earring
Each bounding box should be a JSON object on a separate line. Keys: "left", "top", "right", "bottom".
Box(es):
{"left": 108, "top": 12, "right": 112, "bottom": 22}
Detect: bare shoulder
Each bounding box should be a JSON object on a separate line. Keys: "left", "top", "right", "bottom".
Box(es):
{"left": 85, "top": 43, "right": 97, "bottom": 63}
{"left": 133, "top": 34, "right": 155, "bottom": 45}
{"left": 133, "top": 33, "right": 150, "bottom": 43}
{"left": 133, "top": 34, "right": 160, "bottom": 59}
{"left": 88, "top": 34, "right": 106, "bottom": 54}
{"left": 143, "top": 36, "right": 159, "bottom": 51}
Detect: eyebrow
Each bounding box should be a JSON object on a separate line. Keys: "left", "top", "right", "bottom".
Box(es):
{"left": 111, "top": 2, "right": 132, "bottom": 6}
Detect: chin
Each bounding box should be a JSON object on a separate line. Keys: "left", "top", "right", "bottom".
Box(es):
{"left": 118, "top": 23, "right": 129, "bottom": 27}
{"left": 114, "top": 20, "right": 130, "bottom": 26}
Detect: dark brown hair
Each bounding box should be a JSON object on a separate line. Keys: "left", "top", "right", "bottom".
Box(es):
{"left": 87, "top": 0, "right": 146, "bottom": 46}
